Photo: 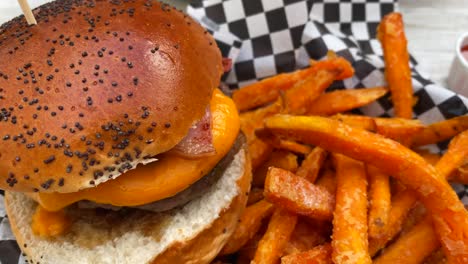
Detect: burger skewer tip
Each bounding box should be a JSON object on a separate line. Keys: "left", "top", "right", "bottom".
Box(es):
{"left": 17, "top": 0, "right": 37, "bottom": 25}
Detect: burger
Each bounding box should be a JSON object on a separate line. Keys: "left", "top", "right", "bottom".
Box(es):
{"left": 0, "top": 1, "right": 251, "bottom": 263}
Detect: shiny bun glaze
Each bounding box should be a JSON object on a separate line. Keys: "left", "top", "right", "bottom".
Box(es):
{"left": 0, "top": 0, "right": 223, "bottom": 193}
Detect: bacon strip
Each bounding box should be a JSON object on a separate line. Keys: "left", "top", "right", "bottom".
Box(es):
{"left": 172, "top": 107, "right": 216, "bottom": 158}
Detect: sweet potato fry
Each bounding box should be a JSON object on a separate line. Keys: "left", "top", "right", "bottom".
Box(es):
{"left": 316, "top": 56, "right": 355, "bottom": 80}
{"left": 255, "top": 128, "right": 312, "bottom": 155}
{"left": 306, "top": 87, "right": 388, "bottom": 116}
{"left": 237, "top": 227, "right": 266, "bottom": 264}
{"left": 283, "top": 217, "right": 329, "bottom": 255}
{"left": 232, "top": 57, "right": 354, "bottom": 111}
{"left": 416, "top": 149, "right": 441, "bottom": 166}
{"left": 332, "top": 154, "right": 372, "bottom": 264}
{"left": 248, "top": 188, "right": 265, "bottom": 205}
{"left": 249, "top": 138, "right": 274, "bottom": 171}
{"left": 367, "top": 165, "right": 391, "bottom": 239}
{"left": 450, "top": 165, "right": 468, "bottom": 185}
{"left": 252, "top": 208, "right": 298, "bottom": 264}
{"left": 411, "top": 115, "right": 468, "bottom": 147}
{"left": 423, "top": 249, "right": 446, "bottom": 264}
{"left": 220, "top": 200, "right": 274, "bottom": 255}
{"left": 232, "top": 68, "right": 313, "bottom": 112}
{"left": 263, "top": 115, "right": 468, "bottom": 261}
{"left": 296, "top": 147, "right": 328, "bottom": 183}
{"left": 373, "top": 117, "right": 424, "bottom": 144}
{"left": 284, "top": 57, "right": 354, "bottom": 115}
{"left": 378, "top": 12, "right": 413, "bottom": 119}
{"left": 333, "top": 114, "right": 424, "bottom": 142}
{"left": 253, "top": 150, "right": 298, "bottom": 187}
{"left": 284, "top": 70, "right": 337, "bottom": 115}
{"left": 240, "top": 100, "right": 283, "bottom": 171}
{"left": 240, "top": 99, "right": 283, "bottom": 143}
{"left": 315, "top": 169, "right": 337, "bottom": 195}
{"left": 435, "top": 130, "right": 468, "bottom": 179}
{"left": 275, "top": 139, "right": 312, "bottom": 155}
{"left": 369, "top": 189, "right": 418, "bottom": 256}
{"left": 332, "top": 114, "right": 377, "bottom": 131}
{"left": 400, "top": 203, "right": 427, "bottom": 236}
{"left": 281, "top": 243, "right": 332, "bottom": 264}
{"left": 264, "top": 167, "right": 335, "bottom": 220}
{"left": 373, "top": 216, "right": 440, "bottom": 264}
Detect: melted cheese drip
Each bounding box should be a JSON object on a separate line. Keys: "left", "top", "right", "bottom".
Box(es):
{"left": 31, "top": 89, "right": 240, "bottom": 211}
{"left": 31, "top": 206, "right": 70, "bottom": 237}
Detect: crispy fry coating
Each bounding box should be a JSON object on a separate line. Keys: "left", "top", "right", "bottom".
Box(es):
{"left": 220, "top": 200, "right": 274, "bottom": 255}
{"left": 252, "top": 150, "right": 298, "bottom": 187}
{"left": 281, "top": 243, "right": 332, "bottom": 264}
{"left": 296, "top": 147, "right": 328, "bottom": 183}
{"left": 450, "top": 165, "right": 468, "bottom": 185}
{"left": 369, "top": 189, "right": 418, "bottom": 256}
{"left": 374, "top": 216, "right": 440, "bottom": 264}
{"left": 252, "top": 208, "right": 298, "bottom": 264}
{"left": 378, "top": 13, "right": 413, "bottom": 119}
{"left": 283, "top": 217, "right": 329, "bottom": 256}
{"left": 264, "top": 167, "right": 335, "bottom": 220}
{"left": 411, "top": 115, "right": 468, "bottom": 147}
{"left": 264, "top": 115, "right": 468, "bottom": 262}
{"left": 306, "top": 87, "right": 387, "bottom": 116}
{"left": 367, "top": 165, "right": 391, "bottom": 239}
{"left": 316, "top": 169, "right": 337, "bottom": 195}
{"left": 332, "top": 154, "right": 372, "bottom": 264}
{"left": 233, "top": 57, "right": 354, "bottom": 111}
{"left": 284, "top": 70, "right": 339, "bottom": 115}
{"left": 435, "top": 130, "right": 468, "bottom": 179}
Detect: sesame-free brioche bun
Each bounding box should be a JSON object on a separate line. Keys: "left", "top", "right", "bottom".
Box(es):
{"left": 0, "top": 0, "right": 223, "bottom": 193}
{"left": 5, "top": 142, "right": 251, "bottom": 264}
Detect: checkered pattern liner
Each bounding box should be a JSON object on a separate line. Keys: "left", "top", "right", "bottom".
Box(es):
{"left": 1, "top": 0, "right": 467, "bottom": 263}
{"left": 187, "top": 0, "right": 468, "bottom": 200}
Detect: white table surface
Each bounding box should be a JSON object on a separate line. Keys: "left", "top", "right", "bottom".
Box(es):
{"left": 400, "top": 0, "right": 468, "bottom": 88}
{"left": 1, "top": 0, "right": 467, "bottom": 88}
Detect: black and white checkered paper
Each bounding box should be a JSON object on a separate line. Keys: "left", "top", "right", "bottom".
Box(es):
{"left": 187, "top": 0, "right": 468, "bottom": 197}
{"left": 1, "top": 0, "right": 468, "bottom": 263}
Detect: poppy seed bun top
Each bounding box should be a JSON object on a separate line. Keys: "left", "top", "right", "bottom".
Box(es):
{"left": 0, "top": 0, "right": 223, "bottom": 193}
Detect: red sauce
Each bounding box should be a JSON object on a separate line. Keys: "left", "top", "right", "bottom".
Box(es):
{"left": 462, "top": 45, "right": 468, "bottom": 61}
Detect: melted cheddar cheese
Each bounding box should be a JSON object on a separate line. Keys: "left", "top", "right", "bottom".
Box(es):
{"left": 30, "top": 89, "right": 240, "bottom": 211}
{"left": 31, "top": 206, "right": 71, "bottom": 237}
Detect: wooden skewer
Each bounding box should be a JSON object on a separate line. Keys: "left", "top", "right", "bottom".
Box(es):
{"left": 17, "top": 0, "right": 37, "bottom": 25}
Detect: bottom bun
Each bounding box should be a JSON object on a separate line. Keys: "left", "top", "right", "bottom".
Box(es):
{"left": 5, "top": 146, "right": 251, "bottom": 264}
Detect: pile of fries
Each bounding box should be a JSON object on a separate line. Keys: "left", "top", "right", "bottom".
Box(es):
{"left": 213, "top": 12, "right": 468, "bottom": 264}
